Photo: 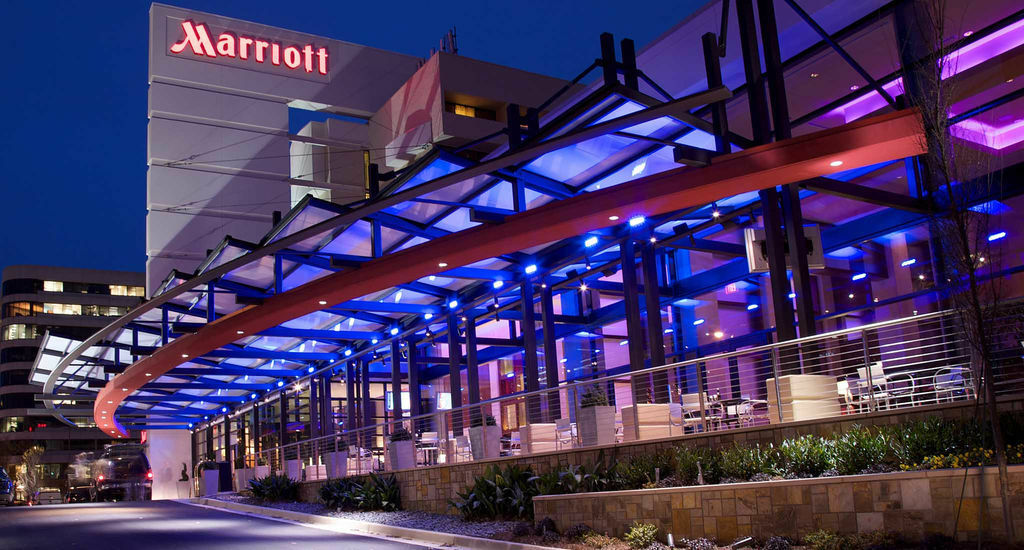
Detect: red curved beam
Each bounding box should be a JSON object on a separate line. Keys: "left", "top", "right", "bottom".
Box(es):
{"left": 96, "top": 109, "right": 925, "bottom": 436}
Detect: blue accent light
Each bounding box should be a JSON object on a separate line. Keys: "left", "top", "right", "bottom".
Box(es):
{"left": 747, "top": 304, "right": 759, "bottom": 311}
{"left": 220, "top": 407, "right": 227, "bottom": 413}
{"left": 584, "top": 236, "right": 599, "bottom": 248}
{"left": 344, "top": 349, "right": 352, "bottom": 357}
{"left": 307, "top": 366, "right": 315, "bottom": 373}
{"left": 693, "top": 318, "right": 705, "bottom": 326}
{"left": 371, "top": 338, "right": 379, "bottom": 344}
{"left": 390, "top": 327, "right": 399, "bottom": 336}
{"left": 492, "top": 280, "right": 504, "bottom": 289}
{"left": 524, "top": 264, "right": 538, "bottom": 275}
{"left": 788, "top": 292, "right": 796, "bottom": 299}
{"left": 901, "top": 258, "right": 917, "bottom": 267}
{"left": 277, "top": 380, "right": 284, "bottom": 387}
{"left": 448, "top": 299, "right": 459, "bottom": 309}
{"left": 851, "top": 273, "right": 867, "bottom": 281}
{"left": 505, "top": 372, "right": 515, "bottom": 379}
{"left": 250, "top": 393, "right": 257, "bottom": 399}
{"left": 619, "top": 340, "right": 629, "bottom": 346}
{"left": 560, "top": 358, "right": 568, "bottom": 363}
{"left": 628, "top": 215, "right": 646, "bottom": 227}
{"left": 988, "top": 231, "right": 1007, "bottom": 241}
{"left": 424, "top": 313, "right": 433, "bottom": 320}
{"left": 663, "top": 328, "right": 674, "bottom": 334}
{"left": 188, "top": 423, "right": 193, "bottom": 428}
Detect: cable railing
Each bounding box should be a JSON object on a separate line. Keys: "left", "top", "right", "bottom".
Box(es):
{"left": 241, "top": 308, "right": 1024, "bottom": 482}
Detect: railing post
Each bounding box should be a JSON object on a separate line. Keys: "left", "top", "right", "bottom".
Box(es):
{"left": 695, "top": 361, "right": 708, "bottom": 432}
{"left": 861, "top": 329, "right": 876, "bottom": 412}
{"left": 771, "top": 346, "right": 784, "bottom": 423}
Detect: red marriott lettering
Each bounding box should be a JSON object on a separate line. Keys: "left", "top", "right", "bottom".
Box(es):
{"left": 170, "top": 20, "right": 328, "bottom": 75}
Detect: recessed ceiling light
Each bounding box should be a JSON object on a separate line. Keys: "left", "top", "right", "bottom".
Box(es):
{"left": 850, "top": 85, "right": 859, "bottom": 91}
{"left": 121, "top": 387, "right": 128, "bottom": 392}
{"left": 181, "top": 354, "right": 189, "bottom": 358}
{"left": 829, "top": 160, "right": 844, "bottom": 167}
{"left": 144, "top": 373, "right": 151, "bottom": 377}
{"left": 318, "top": 300, "right": 327, "bottom": 305}
{"left": 608, "top": 215, "right": 619, "bottom": 221}
{"left": 810, "top": 73, "right": 819, "bottom": 78}
{"left": 438, "top": 262, "right": 448, "bottom": 268}
{"left": 963, "top": 30, "right": 973, "bottom": 37}
{"left": 236, "top": 330, "right": 244, "bottom": 335}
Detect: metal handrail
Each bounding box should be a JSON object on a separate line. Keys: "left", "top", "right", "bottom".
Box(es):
{"left": 242, "top": 308, "right": 970, "bottom": 462}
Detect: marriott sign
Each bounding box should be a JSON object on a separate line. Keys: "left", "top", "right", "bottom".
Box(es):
{"left": 170, "top": 20, "right": 329, "bottom": 75}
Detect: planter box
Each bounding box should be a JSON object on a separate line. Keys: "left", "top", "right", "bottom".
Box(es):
{"left": 325, "top": 451, "right": 348, "bottom": 478}
{"left": 233, "top": 468, "right": 252, "bottom": 491}
{"left": 388, "top": 439, "right": 416, "bottom": 470}
{"left": 284, "top": 459, "right": 302, "bottom": 481}
{"left": 520, "top": 423, "right": 557, "bottom": 454}
{"left": 577, "top": 406, "right": 616, "bottom": 447}
{"left": 200, "top": 469, "right": 219, "bottom": 496}
{"left": 253, "top": 465, "right": 270, "bottom": 480}
{"left": 620, "top": 404, "right": 674, "bottom": 442}
{"left": 304, "top": 464, "right": 326, "bottom": 481}
{"left": 469, "top": 425, "right": 501, "bottom": 459}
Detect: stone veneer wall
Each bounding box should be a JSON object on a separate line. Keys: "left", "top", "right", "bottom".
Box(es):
{"left": 296, "top": 397, "right": 1024, "bottom": 515}
{"left": 533, "top": 465, "right": 1024, "bottom": 544}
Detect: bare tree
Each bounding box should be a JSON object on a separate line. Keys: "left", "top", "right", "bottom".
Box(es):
{"left": 897, "top": 0, "right": 1017, "bottom": 540}
{"left": 16, "top": 445, "right": 44, "bottom": 504}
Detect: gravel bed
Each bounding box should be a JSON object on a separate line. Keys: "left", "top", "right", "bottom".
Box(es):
{"left": 212, "top": 493, "right": 519, "bottom": 539}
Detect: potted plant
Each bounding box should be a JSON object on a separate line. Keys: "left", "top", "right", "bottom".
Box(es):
{"left": 469, "top": 414, "right": 501, "bottom": 459}
{"left": 233, "top": 455, "right": 251, "bottom": 491}
{"left": 387, "top": 427, "right": 416, "bottom": 471}
{"left": 196, "top": 459, "right": 220, "bottom": 496}
{"left": 577, "top": 385, "right": 615, "bottom": 447}
{"left": 254, "top": 456, "right": 270, "bottom": 479}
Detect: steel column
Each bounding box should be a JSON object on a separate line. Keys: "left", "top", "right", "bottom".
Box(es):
{"left": 278, "top": 390, "right": 289, "bottom": 449}
{"left": 205, "top": 424, "right": 213, "bottom": 461}
{"left": 701, "top": 32, "right": 731, "bottom": 155}
{"left": 345, "top": 361, "right": 356, "bottom": 441}
{"left": 641, "top": 241, "right": 668, "bottom": 402}
{"left": 360, "top": 358, "right": 372, "bottom": 432}
{"left": 738, "top": 0, "right": 797, "bottom": 341}
{"left": 540, "top": 286, "right": 561, "bottom": 420}
{"left": 446, "top": 315, "right": 464, "bottom": 434}
{"left": 464, "top": 314, "right": 481, "bottom": 426}
{"left": 390, "top": 341, "right": 403, "bottom": 421}
{"left": 600, "top": 32, "right": 617, "bottom": 85}
{"left": 407, "top": 340, "right": 423, "bottom": 431}
{"left": 520, "top": 282, "right": 541, "bottom": 422}
{"left": 759, "top": 0, "right": 816, "bottom": 338}
{"left": 620, "top": 237, "right": 648, "bottom": 401}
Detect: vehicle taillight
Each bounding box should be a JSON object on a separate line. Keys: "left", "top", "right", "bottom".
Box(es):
{"left": 146, "top": 470, "right": 153, "bottom": 480}
{"left": 97, "top": 475, "right": 104, "bottom": 482}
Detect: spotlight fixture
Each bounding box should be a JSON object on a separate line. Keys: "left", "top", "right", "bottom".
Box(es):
{"left": 524, "top": 264, "right": 538, "bottom": 275}
{"left": 628, "top": 215, "right": 646, "bottom": 227}
{"left": 424, "top": 313, "right": 433, "bottom": 320}
{"left": 711, "top": 203, "right": 720, "bottom": 218}
{"left": 901, "top": 258, "right": 917, "bottom": 267}
{"left": 584, "top": 236, "right": 599, "bottom": 248}
{"left": 448, "top": 299, "right": 459, "bottom": 309}
{"left": 492, "top": 280, "right": 504, "bottom": 289}
{"left": 851, "top": 273, "right": 867, "bottom": 281}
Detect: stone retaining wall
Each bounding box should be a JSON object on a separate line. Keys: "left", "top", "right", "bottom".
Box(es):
{"left": 533, "top": 465, "right": 1024, "bottom": 544}
{"left": 296, "top": 397, "right": 1023, "bottom": 516}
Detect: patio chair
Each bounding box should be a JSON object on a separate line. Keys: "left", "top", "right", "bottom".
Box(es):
{"left": 453, "top": 435, "right": 473, "bottom": 462}
{"left": 737, "top": 399, "right": 769, "bottom": 427}
{"left": 507, "top": 430, "right": 521, "bottom": 456}
{"left": 555, "top": 418, "right": 574, "bottom": 449}
{"left": 933, "top": 367, "right": 971, "bottom": 402}
{"left": 417, "top": 431, "right": 439, "bottom": 465}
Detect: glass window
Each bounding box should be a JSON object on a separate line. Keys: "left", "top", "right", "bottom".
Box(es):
{"left": 43, "top": 303, "right": 82, "bottom": 315}
{"left": 110, "top": 285, "right": 144, "bottom": 297}
{"left": 2, "top": 279, "right": 40, "bottom": 295}
{"left": 42, "top": 281, "right": 63, "bottom": 292}
{"left": 3, "top": 302, "right": 40, "bottom": 318}
{"left": 1, "top": 324, "right": 39, "bottom": 341}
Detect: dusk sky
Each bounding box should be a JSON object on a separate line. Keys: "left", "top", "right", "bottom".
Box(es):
{"left": 0, "top": 0, "right": 704, "bottom": 279}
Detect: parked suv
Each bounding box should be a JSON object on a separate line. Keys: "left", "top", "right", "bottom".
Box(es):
{"left": 0, "top": 467, "right": 13, "bottom": 505}
{"left": 90, "top": 444, "right": 152, "bottom": 502}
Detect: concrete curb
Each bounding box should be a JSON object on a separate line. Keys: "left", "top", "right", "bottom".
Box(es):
{"left": 186, "top": 497, "right": 552, "bottom": 550}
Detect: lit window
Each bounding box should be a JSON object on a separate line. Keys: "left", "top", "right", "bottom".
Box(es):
{"left": 3, "top": 302, "right": 39, "bottom": 317}
{"left": 43, "top": 303, "right": 82, "bottom": 315}
{"left": 110, "top": 285, "right": 145, "bottom": 297}
{"left": 453, "top": 104, "right": 477, "bottom": 117}
{"left": 43, "top": 281, "right": 63, "bottom": 292}
{"left": 2, "top": 324, "right": 39, "bottom": 341}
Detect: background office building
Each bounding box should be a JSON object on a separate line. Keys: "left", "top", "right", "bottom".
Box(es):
{"left": 1, "top": 266, "right": 144, "bottom": 486}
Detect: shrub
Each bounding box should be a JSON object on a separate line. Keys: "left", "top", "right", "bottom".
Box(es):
{"left": 617, "top": 450, "right": 675, "bottom": 489}
{"left": 830, "top": 426, "right": 891, "bottom": 475}
{"left": 672, "top": 445, "right": 722, "bottom": 486}
{"left": 511, "top": 522, "right": 533, "bottom": 537}
{"left": 719, "top": 443, "right": 781, "bottom": 481}
{"left": 389, "top": 427, "right": 412, "bottom": 442}
{"left": 886, "top": 417, "right": 960, "bottom": 468}
{"left": 623, "top": 521, "right": 658, "bottom": 549}
{"left": 248, "top": 474, "right": 298, "bottom": 501}
{"left": 319, "top": 477, "right": 361, "bottom": 509}
{"left": 450, "top": 464, "right": 537, "bottom": 520}
{"left": 681, "top": 538, "right": 716, "bottom": 550}
{"left": 564, "top": 523, "right": 594, "bottom": 540}
{"left": 580, "top": 385, "right": 609, "bottom": 408}
{"left": 762, "top": 536, "right": 792, "bottom": 550}
{"left": 803, "top": 530, "right": 851, "bottom": 550}
{"left": 780, "top": 435, "right": 832, "bottom": 477}
{"left": 318, "top": 473, "right": 400, "bottom": 511}
{"left": 535, "top": 516, "right": 558, "bottom": 536}
{"left": 582, "top": 533, "right": 619, "bottom": 548}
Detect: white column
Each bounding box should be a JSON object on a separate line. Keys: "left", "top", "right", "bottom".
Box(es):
{"left": 148, "top": 429, "right": 192, "bottom": 500}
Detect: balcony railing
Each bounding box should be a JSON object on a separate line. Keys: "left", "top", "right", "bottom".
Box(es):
{"left": 242, "top": 308, "right": 1024, "bottom": 480}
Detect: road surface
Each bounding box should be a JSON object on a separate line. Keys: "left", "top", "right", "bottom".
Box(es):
{"left": 0, "top": 500, "right": 433, "bottom": 549}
